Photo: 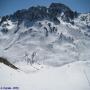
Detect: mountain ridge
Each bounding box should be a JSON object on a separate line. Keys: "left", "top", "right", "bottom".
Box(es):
{"left": 0, "top": 3, "right": 78, "bottom": 25}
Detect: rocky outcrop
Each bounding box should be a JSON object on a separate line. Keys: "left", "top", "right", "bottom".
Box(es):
{"left": 0, "top": 57, "right": 18, "bottom": 70}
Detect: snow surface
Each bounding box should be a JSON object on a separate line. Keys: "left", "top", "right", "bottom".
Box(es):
{"left": 0, "top": 61, "right": 90, "bottom": 90}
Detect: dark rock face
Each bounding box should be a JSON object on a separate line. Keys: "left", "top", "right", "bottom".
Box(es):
{"left": 0, "top": 3, "right": 77, "bottom": 25}
{"left": 11, "top": 9, "right": 27, "bottom": 22}
{"left": 1, "top": 28, "right": 8, "bottom": 34}
{"left": 0, "top": 57, "right": 18, "bottom": 70}
{"left": 11, "top": 6, "right": 48, "bottom": 22}
{"left": 52, "top": 17, "right": 60, "bottom": 25}
{"left": 28, "top": 6, "right": 48, "bottom": 20}
{"left": 49, "top": 3, "right": 72, "bottom": 16}
{"left": 0, "top": 16, "right": 7, "bottom": 25}
{"left": 48, "top": 3, "right": 75, "bottom": 21}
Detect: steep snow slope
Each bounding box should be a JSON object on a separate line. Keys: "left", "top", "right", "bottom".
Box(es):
{"left": 0, "top": 14, "right": 90, "bottom": 67}
{"left": 0, "top": 13, "right": 90, "bottom": 69}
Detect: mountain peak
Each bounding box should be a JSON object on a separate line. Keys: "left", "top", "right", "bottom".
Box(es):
{"left": 49, "top": 3, "right": 71, "bottom": 11}
{"left": 0, "top": 3, "right": 78, "bottom": 25}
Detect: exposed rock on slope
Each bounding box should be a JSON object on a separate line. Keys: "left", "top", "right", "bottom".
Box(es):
{"left": 0, "top": 57, "right": 18, "bottom": 70}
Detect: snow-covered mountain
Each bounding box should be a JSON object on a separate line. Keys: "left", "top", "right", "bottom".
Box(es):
{"left": 0, "top": 2, "right": 90, "bottom": 90}
{"left": 0, "top": 3, "right": 90, "bottom": 69}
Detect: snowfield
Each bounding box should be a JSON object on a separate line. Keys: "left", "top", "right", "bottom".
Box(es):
{"left": 0, "top": 61, "right": 90, "bottom": 90}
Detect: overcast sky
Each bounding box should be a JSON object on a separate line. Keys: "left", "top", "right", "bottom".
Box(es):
{"left": 0, "top": 0, "right": 90, "bottom": 16}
